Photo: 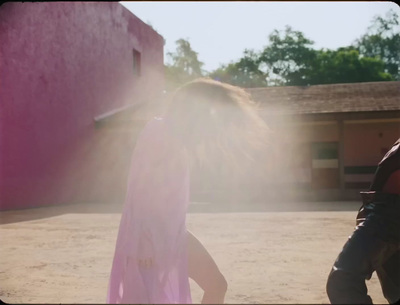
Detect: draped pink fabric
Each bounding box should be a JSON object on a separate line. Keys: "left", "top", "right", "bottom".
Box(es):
{"left": 106, "top": 117, "right": 192, "bottom": 304}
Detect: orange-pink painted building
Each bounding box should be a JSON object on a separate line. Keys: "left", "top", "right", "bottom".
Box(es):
{"left": 93, "top": 81, "right": 400, "bottom": 203}
{"left": 246, "top": 81, "right": 400, "bottom": 201}
{"left": 1, "top": 3, "right": 398, "bottom": 209}
{"left": 0, "top": 2, "right": 164, "bottom": 210}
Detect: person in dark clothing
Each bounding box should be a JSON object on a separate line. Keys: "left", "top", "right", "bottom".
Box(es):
{"left": 326, "top": 137, "right": 400, "bottom": 304}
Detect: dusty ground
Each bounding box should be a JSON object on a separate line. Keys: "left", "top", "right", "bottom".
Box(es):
{"left": 0, "top": 200, "right": 388, "bottom": 304}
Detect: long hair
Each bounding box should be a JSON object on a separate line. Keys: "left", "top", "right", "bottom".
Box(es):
{"left": 165, "top": 78, "right": 271, "bottom": 173}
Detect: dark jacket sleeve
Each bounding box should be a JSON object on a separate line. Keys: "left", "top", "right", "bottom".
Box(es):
{"left": 369, "top": 138, "right": 400, "bottom": 192}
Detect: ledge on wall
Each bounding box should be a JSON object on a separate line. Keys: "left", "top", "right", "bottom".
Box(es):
{"left": 93, "top": 103, "right": 140, "bottom": 129}
{"left": 93, "top": 96, "right": 168, "bottom": 131}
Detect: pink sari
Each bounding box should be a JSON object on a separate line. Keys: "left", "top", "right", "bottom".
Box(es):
{"left": 107, "top": 117, "right": 192, "bottom": 304}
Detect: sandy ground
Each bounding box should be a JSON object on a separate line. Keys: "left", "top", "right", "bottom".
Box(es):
{"left": 0, "top": 200, "right": 388, "bottom": 304}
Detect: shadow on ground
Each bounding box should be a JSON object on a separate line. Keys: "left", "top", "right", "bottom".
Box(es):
{"left": 0, "top": 201, "right": 124, "bottom": 225}
{"left": 0, "top": 199, "right": 362, "bottom": 225}
{"left": 188, "top": 200, "right": 362, "bottom": 213}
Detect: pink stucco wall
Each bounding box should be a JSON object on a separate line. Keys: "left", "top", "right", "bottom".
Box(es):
{"left": 0, "top": 2, "right": 164, "bottom": 210}
{"left": 343, "top": 121, "right": 400, "bottom": 166}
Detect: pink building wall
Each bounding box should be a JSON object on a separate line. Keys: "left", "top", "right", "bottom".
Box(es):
{"left": 265, "top": 120, "right": 399, "bottom": 191}
{"left": 343, "top": 122, "right": 400, "bottom": 166}
{"left": 0, "top": 2, "right": 164, "bottom": 210}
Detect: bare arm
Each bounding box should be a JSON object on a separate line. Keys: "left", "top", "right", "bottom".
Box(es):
{"left": 187, "top": 230, "right": 228, "bottom": 304}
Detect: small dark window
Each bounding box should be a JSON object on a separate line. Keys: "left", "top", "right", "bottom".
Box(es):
{"left": 132, "top": 49, "right": 141, "bottom": 76}
{"left": 311, "top": 142, "right": 338, "bottom": 160}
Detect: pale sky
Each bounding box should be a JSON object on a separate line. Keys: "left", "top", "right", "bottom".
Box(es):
{"left": 120, "top": 1, "right": 399, "bottom": 73}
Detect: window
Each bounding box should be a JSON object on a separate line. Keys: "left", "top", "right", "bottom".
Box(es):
{"left": 312, "top": 142, "right": 338, "bottom": 160}
{"left": 132, "top": 49, "right": 141, "bottom": 76}
{"left": 311, "top": 142, "right": 339, "bottom": 189}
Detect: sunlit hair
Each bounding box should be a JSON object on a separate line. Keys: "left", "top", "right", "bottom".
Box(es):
{"left": 165, "top": 78, "right": 271, "bottom": 172}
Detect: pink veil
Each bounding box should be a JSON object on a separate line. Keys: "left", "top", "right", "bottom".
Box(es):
{"left": 106, "top": 117, "right": 192, "bottom": 304}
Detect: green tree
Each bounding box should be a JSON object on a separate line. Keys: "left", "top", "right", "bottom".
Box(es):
{"left": 209, "top": 49, "right": 268, "bottom": 87}
{"left": 258, "top": 26, "right": 316, "bottom": 86}
{"left": 257, "top": 25, "right": 391, "bottom": 86}
{"left": 307, "top": 48, "right": 392, "bottom": 84}
{"left": 165, "top": 38, "right": 204, "bottom": 91}
{"left": 208, "top": 10, "right": 398, "bottom": 87}
{"left": 354, "top": 9, "right": 400, "bottom": 80}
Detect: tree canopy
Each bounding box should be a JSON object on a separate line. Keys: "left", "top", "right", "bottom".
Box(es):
{"left": 354, "top": 9, "right": 400, "bottom": 80}
{"left": 209, "top": 49, "right": 268, "bottom": 88}
{"left": 164, "top": 9, "right": 398, "bottom": 88}
{"left": 164, "top": 38, "right": 204, "bottom": 91}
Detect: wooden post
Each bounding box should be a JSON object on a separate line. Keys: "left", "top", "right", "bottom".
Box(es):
{"left": 338, "top": 119, "right": 345, "bottom": 197}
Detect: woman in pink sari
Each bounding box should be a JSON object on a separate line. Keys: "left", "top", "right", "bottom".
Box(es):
{"left": 107, "top": 78, "right": 270, "bottom": 304}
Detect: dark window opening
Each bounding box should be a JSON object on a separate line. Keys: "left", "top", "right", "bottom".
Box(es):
{"left": 312, "top": 142, "right": 338, "bottom": 160}
{"left": 132, "top": 49, "right": 141, "bottom": 76}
